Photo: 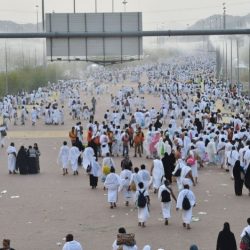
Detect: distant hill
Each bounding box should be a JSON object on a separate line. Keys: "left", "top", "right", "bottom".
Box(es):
{"left": 0, "top": 20, "right": 40, "bottom": 32}
{"left": 189, "top": 13, "right": 250, "bottom": 30}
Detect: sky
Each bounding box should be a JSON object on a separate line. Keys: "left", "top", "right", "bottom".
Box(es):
{"left": 0, "top": 0, "right": 250, "bottom": 29}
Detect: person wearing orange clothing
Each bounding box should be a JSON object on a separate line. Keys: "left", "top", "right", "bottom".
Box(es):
{"left": 69, "top": 127, "right": 77, "bottom": 146}
{"left": 134, "top": 129, "right": 143, "bottom": 157}
{"left": 87, "top": 127, "right": 93, "bottom": 146}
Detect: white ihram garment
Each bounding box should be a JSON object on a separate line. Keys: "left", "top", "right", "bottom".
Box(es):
{"left": 176, "top": 189, "right": 196, "bottom": 224}
{"left": 7, "top": 146, "right": 17, "bottom": 172}
{"left": 58, "top": 145, "right": 70, "bottom": 169}
{"left": 158, "top": 185, "right": 172, "bottom": 219}
{"left": 68, "top": 146, "right": 80, "bottom": 171}
{"left": 152, "top": 159, "right": 164, "bottom": 189}
{"left": 104, "top": 173, "right": 120, "bottom": 203}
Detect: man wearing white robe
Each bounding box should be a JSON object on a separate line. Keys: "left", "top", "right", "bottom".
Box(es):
{"left": 136, "top": 182, "right": 150, "bottom": 227}
{"left": 150, "top": 157, "right": 165, "bottom": 193}
{"left": 158, "top": 180, "right": 177, "bottom": 225}
{"left": 68, "top": 145, "right": 80, "bottom": 175}
{"left": 119, "top": 167, "right": 132, "bottom": 206}
{"left": 31, "top": 107, "right": 37, "bottom": 126}
{"left": 176, "top": 184, "right": 196, "bottom": 230}
{"left": 100, "top": 132, "right": 110, "bottom": 157}
{"left": 57, "top": 141, "right": 70, "bottom": 175}
{"left": 138, "top": 165, "right": 151, "bottom": 191}
{"left": 129, "top": 167, "right": 143, "bottom": 203}
{"left": 196, "top": 138, "right": 206, "bottom": 165}
{"left": 0, "top": 125, "right": 7, "bottom": 147}
{"left": 89, "top": 158, "right": 101, "bottom": 189}
{"left": 224, "top": 141, "right": 233, "bottom": 170}
{"left": 179, "top": 162, "right": 195, "bottom": 190}
{"left": 82, "top": 147, "right": 94, "bottom": 169}
{"left": 227, "top": 146, "right": 240, "bottom": 179}
{"left": 104, "top": 167, "right": 120, "bottom": 208}
{"left": 217, "top": 138, "right": 226, "bottom": 168}
{"left": 183, "top": 133, "right": 191, "bottom": 158}
{"left": 243, "top": 146, "right": 250, "bottom": 171}
{"left": 206, "top": 138, "right": 216, "bottom": 164}
{"left": 7, "top": 142, "right": 17, "bottom": 174}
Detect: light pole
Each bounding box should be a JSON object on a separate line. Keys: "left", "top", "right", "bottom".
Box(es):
{"left": 223, "top": 2, "right": 226, "bottom": 29}
{"left": 222, "top": 2, "right": 227, "bottom": 84}
{"left": 73, "top": 0, "right": 76, "bottom": 13}
{"left": 112, "top": 0, "right": 114, "bottom": 12}
{"left": 230, "top": 38, "right": 233, "bottom": 87}
{"left": 236, "top": 38, "right": 240, "bottom": 92}
{"left": 95, "top": 0, "right": 97, "bottom": 13}
{"left": 35, "top": 5, "right": 39, "bottom": 32}
{"left": 4, "top": 40, "right": 8, "bottom": 95}
{"left": 41, "top": 0, "right": 47, "bottom": 66}
{"left": 41, "top": 0, "right": 44, "bottom": 31}
{"left": 122, "top": 0, "right": 128, "bottom": 12}
{"left": 249, "top": 35, "right": 250, "bottom": 97}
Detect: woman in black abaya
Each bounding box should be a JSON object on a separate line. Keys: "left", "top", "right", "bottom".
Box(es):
{"left": 216, "top": 222, "right": 237, "bottom": 250}
{"left": 162, "top": 150, "right": 176, "bottom": 184}
{"left": 16, "top": 146, "right": 28, "bottom": 175}
{"left": 233, "top": 160, "right": 244, "bottom": 196}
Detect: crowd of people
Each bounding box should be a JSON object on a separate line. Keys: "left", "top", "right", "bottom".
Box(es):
{"left": 7, "top": 142, "right": 40, "bottom": 174}
{"left": 1, "top": 52, "right": 250, "bottom": 249}
{"left": 3, "top": 216, "right": 250, "bottom": 250}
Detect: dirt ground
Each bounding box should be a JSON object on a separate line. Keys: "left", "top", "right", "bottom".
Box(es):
{"left": 0, "top": 82, "right": 249, "bottom": 250}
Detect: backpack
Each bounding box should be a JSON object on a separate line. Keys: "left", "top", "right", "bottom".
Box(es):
{"left": 173, "top": 168, "right": 181, "bottom": 177}
{"left": 161, "top": 189, "right": 171, "bottom": 203}
{"left": 240, "top": 232, "right": 250, "bottom": 250}
{"left": 137, "top": 190, "right": 147, "bottom": 208}
{"left": 86, "top": 164, "right": 92, "bottom": 173}
{"left": 182, "top": 194, "right": 191, "bottom": 210}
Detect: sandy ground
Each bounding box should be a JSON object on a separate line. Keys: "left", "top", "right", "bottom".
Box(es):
{"left": 0, "top": 82, "right": 249, "bottom": 250}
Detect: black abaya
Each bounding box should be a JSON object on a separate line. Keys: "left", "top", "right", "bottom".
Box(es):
{"left": 89, "top": 174, "right": 98, "bottom": 188}
{"left": 244, "top": 164, "right": 250, "bottom": 191}
{"left": 16, "top": 147, "right": 29, "bottom": 175}
{"left": 233, "top": 161, "right": 244, "bottom": 196}
{"left": 162, "top": 152, "right": 176, "bottom": 183}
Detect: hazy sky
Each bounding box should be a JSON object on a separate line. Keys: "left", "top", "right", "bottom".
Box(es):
{"left": 1, "top": 0, "right": 250, "bottom": 29}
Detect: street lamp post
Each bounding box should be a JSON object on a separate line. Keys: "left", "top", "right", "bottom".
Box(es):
{"left": 36, "top": 5, "right": 39, "bottom": 32}
{"left": 230, "top": 38, "right": 233, "bottom": 87}
{"left": 95, "top": 0, "right": 97, "bottom": 13}
{"left": 249, "top": 36, "right": 250, "bottom": 97}
{"left": 73, "top": 0, "right": 76, "bottom": 13}
{"left": 112, "top": 0, "right": 114, "bottom": 12}
{"left": 223, "top": 2, "right": 226, "bottom": 29}
{"left": 236, "top": 38, "right": 240, "bottom": 92}
{"left": 41, "top": 0, "right": 45, "bottom": 32}
{"left": 122, "top": 0, "right": 128, "bottom": 12}
{"left": 4, "top": 40, "right": 8, "bottom": 95}
{"left": 222, "top": 2, "right": 227, "bottom": 84}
